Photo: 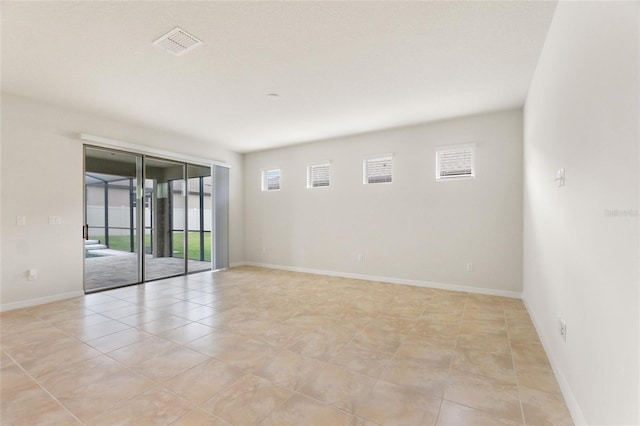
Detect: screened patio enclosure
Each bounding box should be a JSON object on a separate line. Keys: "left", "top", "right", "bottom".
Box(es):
{"left": 84, "top": 146, "right": 228, "bottom": 292}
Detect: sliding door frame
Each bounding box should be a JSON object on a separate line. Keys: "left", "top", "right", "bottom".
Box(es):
{"left": 82, "top": 137, "right": 229, "bottom": 294}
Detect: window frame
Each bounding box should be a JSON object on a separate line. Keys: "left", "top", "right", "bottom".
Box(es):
{"left": 435, "top": 144, "right": 476, "bottom": 181}
{"left": 363, "top": 154, "right": 393, "bottom": 185}
{"left": 307, "top": 161, "right": 331, "bottom": 189}
{"left": 261, "top": 168, "right": 281, "bottom": 191}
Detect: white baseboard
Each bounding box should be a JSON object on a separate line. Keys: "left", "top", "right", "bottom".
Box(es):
{"left": 522, "top": 296, "right": 586, "bottom": 425}
{"left": 239, "top": 261, "right": 522, "bottom": 299}
{"left": 0, "top": 291, "right": 84, "bottom": 312}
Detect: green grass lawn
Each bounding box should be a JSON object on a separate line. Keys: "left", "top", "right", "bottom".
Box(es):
{"left": 172, "top": 231, "right": 211, "bottom": 261}
{"left": 93, "top": 231, "right": 211, "bottom": 261}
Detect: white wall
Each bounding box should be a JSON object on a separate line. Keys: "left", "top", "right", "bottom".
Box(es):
{"left": 523, "top": 2, "right": 639, "bottom": 424}
{"left": 244, "top": 109, "right": 523, "bottom": 296}
{"left": 0, "top": 93, "right": 244, "bottom": 309}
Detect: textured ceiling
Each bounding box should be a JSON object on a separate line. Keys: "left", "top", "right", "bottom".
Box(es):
{"left": 1, "top": 1, "right": 557, "bottom": 153}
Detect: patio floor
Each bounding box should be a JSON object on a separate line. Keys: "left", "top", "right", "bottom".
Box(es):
{"left": 85, "top": 253, "right": 211, "bottom": 291}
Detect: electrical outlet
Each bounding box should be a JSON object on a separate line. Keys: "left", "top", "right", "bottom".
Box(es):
{"left": 27, "top": 269, "right": 38, "bottom": 281}
{"left": 558, "top": 317, "right": 566, "bottom": 341}
{"left": 555, "top": 168, "right": 565, "bottom": 187}
{"left": 49, "top": 216, "right": 62, "bottom": 225}
{"left": 16, "top": 216, "right": 26, "bottom": 226}
{"left": 466, "top": 263, "right": 474, "bottom": 272}
{"left": 357, "top": 254, "right": 364, "bottom": 263}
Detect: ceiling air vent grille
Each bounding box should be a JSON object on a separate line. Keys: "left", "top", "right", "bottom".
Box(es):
{"left": 153, "top": 27, "right": 202, "bottom": 56}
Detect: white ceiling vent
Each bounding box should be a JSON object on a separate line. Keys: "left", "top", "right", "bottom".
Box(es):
{"left": 153, "top": 27, "right": 202, "bottom": 56}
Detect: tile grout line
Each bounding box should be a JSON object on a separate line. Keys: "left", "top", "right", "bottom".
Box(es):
{"left": 439, "top": 298, "right": 529, "bottom": 423}
{"left": 289, "top": 388, "right": 359, "bottom": 422}
{"left": 356, "top": 296, "right": 436, "bottom": 425}
{"left": 402, "top": 295, "right": 441, "bottom": 425}
{"left": 254, "top": 295, "right": 420, "bottom": 424}
{"left": 503, "top": 301, "right": 527, "bottom": 426}
{"left": 217, "top": 353, "right": 292, "bottom": 425}
{"left": 86, "top": 349, "right": 221, "bottom": 424}
{"left": 248, "top": 315, "right": 370, "bottom": 425}
{"left": 170, "top": 333, "right": 341, "bottom": 425}
{"left": 433, "top": 293, "right": 468, "bottom": 426}
{"left": 3, "top": 351, "right": 87, "bottom": 426}
{"left": 25, "top": 309, "right": 217, "bottom": 423}
{"left": 104, "top": 274, "right": 286, "bottom": 424}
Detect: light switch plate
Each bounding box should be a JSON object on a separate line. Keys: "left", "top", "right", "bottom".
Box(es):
{"left": 49, "top": 216, "right": 62, "bottom": 225}
{"left": 16, "top": 216, "right": 26, "bottom": 226}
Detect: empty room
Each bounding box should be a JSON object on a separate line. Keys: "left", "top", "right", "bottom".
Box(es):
{"left": 1, "top": 1, "right": 638, "bottom": 425}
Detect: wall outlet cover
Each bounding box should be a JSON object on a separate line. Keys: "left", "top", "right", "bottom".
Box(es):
{"left": 558, "top": 317, "right": 566, "bottom": 341}
{"left": 27, "top": 269, "right": 38, "bottom": 281}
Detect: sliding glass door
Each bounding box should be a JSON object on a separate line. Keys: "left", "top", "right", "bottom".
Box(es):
{"left": 144, "top": 157, "right": 186, "bottom": 281}
{"left": 84, "top": 147, "right": 142, "bottom": 291}
{"left": 84, "top": 146, "right": 221, "bottom": 293}
{"left": 187, "top": 165, "right": 213, "bottom": 273}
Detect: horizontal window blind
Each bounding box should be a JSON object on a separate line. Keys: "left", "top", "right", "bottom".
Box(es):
{"left": 261, "top": 169, "right": 281, "bottom": 191}
{"left": 307, "top": 163, "right": 331, "bottom": 188}
{"left": 364, "top": 156, "right": 393, "bottom": 184}
{"left": 436, "top": 147, "right": 474, "bottom": 180}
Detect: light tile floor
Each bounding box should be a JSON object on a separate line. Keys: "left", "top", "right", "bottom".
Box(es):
{"left": 0, "top": 266, "right": 573, "bottom": 425}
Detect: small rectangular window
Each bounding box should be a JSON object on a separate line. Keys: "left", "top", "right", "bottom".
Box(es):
{"left": 261, "top": 169, "right": 281, "bottom": 191}
{"left": 364, "top": 155, "right": 393, "bottom": 184}
{"left": 436, "top": 145, "right": 475, "bottom": 180}
{"left": 307, "top": 162, "right": 331, "bottom": 188}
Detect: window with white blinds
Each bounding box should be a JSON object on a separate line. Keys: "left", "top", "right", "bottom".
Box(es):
{"left": 435, "top": 145, "right": 475, "bottom": 180}
{"left": 261, "top": 169, "right": 281, "bottom": 191}
{"left": 307, "top": 162, "right": 331, "bottom": 188}
{"left": 364, "top": 155, "right": 393, "bottom": 184}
